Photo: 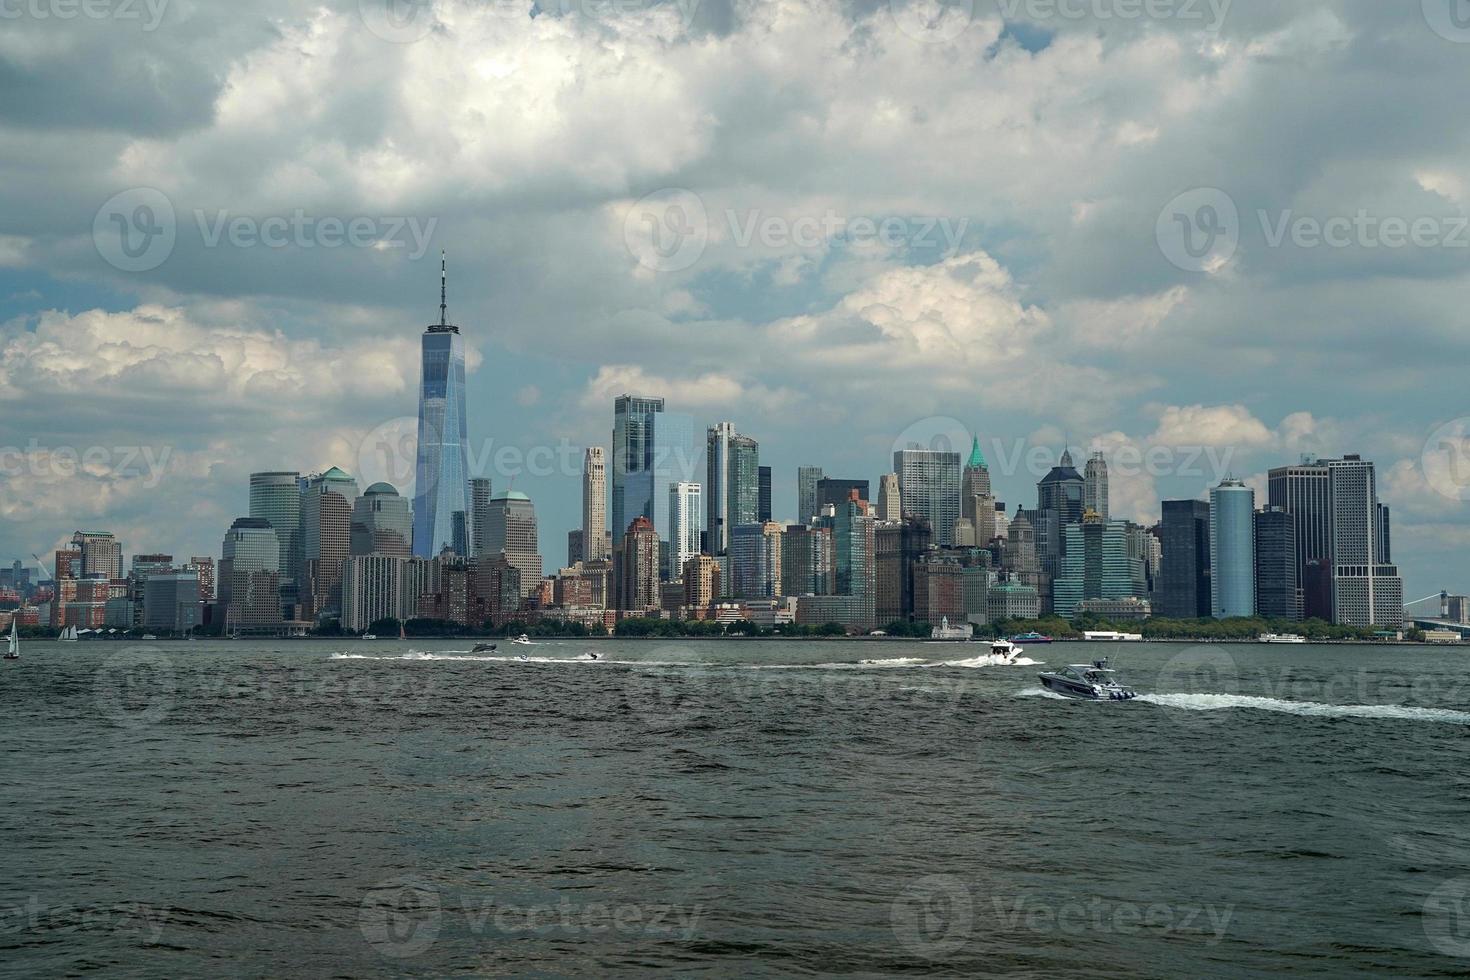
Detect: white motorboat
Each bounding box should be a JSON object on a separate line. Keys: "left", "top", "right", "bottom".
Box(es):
{"left": 989, "top": 638, "right": 1023, "bottom": 663}
{"left": 512, "top": 634, "right": 533, "bottom": 646}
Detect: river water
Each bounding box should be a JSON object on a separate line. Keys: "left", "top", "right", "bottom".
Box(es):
{"left": 3, "top": 638, "right": 1469, "bottom": 977}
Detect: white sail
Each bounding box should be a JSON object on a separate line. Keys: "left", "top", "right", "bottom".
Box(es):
{"left": 6, "top": 620, "right": 17, "bottom": 657}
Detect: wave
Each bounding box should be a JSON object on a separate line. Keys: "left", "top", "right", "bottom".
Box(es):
{"left": 1140, "top": 692, "right": 1470, "bottom": 724}
{"left": 943, "top": 655, "right": 1043, "bottom": 668}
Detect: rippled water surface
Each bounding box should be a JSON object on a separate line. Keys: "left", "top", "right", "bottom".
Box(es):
{"left": 4, "top": 638, "right": 1470, "bottom": 977}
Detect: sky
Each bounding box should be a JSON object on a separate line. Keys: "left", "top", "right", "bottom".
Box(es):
{"left": 1, "top": 0, "right": 1467, "bottom": 603}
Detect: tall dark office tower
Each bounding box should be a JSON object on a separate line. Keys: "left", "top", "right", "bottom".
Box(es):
{"left": 706, "top": 422, "right": 760, "bottom": 555}
{"left": 1267, "top": 460, "right": 1331, "bottom": 619}
{"left": 412, "top": 252, "right": 470, "bottom": 559}
{"left": 468, "top": 477, "right": 493, "bottom": 559}
{"left": 613, "top": 396, "right": 694, "bottom": 550}
{"left": 1037, "top": 449, "right": 1085, "bottom": 523}
{"left": 817, "top": 478, "right": 870, "bottom": 514}
{"left": 758, "top": 466, "right": 772, "bottom": 523}
{"left": 1159, "top": 499, "right": 1211, "bottom": 619}
{"left": 1254, "top": 506, "right": 1300, "bottom": 621}
{"left": 875, "top": 517, "right": 932, "bottom": 622}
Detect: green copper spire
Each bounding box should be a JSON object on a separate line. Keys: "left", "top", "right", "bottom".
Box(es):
{"left": 967, "top": 435, "right": 986, "bottom": 469}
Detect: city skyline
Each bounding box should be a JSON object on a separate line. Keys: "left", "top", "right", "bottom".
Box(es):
{"left": 3, "top": 4, "right": 1469, "bottom": 603}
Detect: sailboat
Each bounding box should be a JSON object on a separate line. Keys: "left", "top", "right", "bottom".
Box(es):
{"left": 5, "top": 619, "right": 18, "bottom": 660}
{"left": 59, "top": 625, "right": 79, "bottom": 642}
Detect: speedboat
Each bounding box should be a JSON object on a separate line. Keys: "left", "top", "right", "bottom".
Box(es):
{"left": 990, "top": 638, "right": 1023, "bottom": 663}
{"left": 471, "top": 642, "right": 497, "bottom": 653}
{"left": 1038, "top": 659, "right": 1138, "bottom": 701}
{"left": 361, "top": 633, "right": 378, "bottom": 641}
{"left": 1258, "top": 633, "right": 1307, "bottom": 644}
{"left": 512, "top": 634, "right": 532, "bottom": 646}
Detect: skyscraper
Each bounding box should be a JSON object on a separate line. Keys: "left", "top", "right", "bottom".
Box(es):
{"left": 1159, "top": 500, "right": 1211, "bottom": 619}
{"left": 612, "top": 395, "right": 695, "bottom": 553}
{"left": 877, "top": 473, "right": 901, "bottom": 522}
{"left": 350, "top": 483, "right": 412, "bottom": 557}
{"left": 1209, "top": 480, "right": 1256, "bottom": 619}
{"left": 667, "top": 482, "right": 704, "bottom": 580}
{"left": 730, "top": 522, "right": 783, "bottom": 599}
{"left": 614, "top": 516, "right": 661, "bottom": 612}
{"left": 485, "top": 490, "right": 543, "bottom": 598}
{"left": 219, "top": 517, "right": 282, "bottom": 631}
{"left": 412, "top": 251, "right": 470, "bottom": 559}
{"left": 895, "top": 448, "right": 962, "bottom": 545}
{"left": 817, "top": 478, "right": 870, "bottom": 514}
{"left": 1254, "top": 506, "right": 1300, "bottom": 621}
{"left": 963, "top": 437, "right": 991, "bottom": 497}
{"left": 706, "top": 422, "right": 760, "bottom": 555}
{"left": 1084, "top": 451, "right": 1109, "bottom": 520}
{"left": 758, "top": 466, "right": 773, "bottom": 523}
{"left": 250, "top": 471, "right": 302, "bottom": 586}
{"left": 582, "top": 447, "right": 609, "bottom": 561}
{"left": 797, "top": 466, "right": 824, "bottom": 525}
{"left": 1326, "top": 456, "right": 1402, "bottom": 628}
{"left": 71, "top": 531, "right": 122, "bottom": 580}
{"left": 1053, "top": 517, "right": 1146, "bottom": 619}
{"left": 468, "top": 477, "right": 493, "bottom": 559}
{"left": 301, "top": 467, "right": 359, "bottom": 621}
{"left": 1267, "top": 460, "right": 1332, "bottom": 619}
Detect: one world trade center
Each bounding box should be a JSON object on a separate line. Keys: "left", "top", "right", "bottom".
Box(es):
{"left": 412, "top": 252, "right": 471, "bottom": 558}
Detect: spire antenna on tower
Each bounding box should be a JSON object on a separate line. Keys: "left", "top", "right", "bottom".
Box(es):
{"left": 440, "top": 249, "right": 448, "bottom": 328}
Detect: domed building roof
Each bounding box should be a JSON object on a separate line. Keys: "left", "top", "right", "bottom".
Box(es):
{"left": 493, "top": 490, "right": 531, "bottom": 502}
{"left": 364, "top": 482, "right": 399, "bottom": 496}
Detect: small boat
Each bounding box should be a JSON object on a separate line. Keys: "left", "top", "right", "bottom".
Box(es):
{"left": 1010, "top": 632, "right": 1053, "bottom": 645}
{"left": 1083, "top": 630, "right": 1143, "bottom": 642}
{"left": 58, "top": 626, "right": 79, "bottom": 642}
{"left": 585, "top": 652, "right": 600, "bottom": 661}
{"left": 141, "top": 634, "right": 158, "bottom": 641}
{"left": 930, "top": 617, "right": 971, "bottom": 641}
{"left": 5, "top": 619, "right": 18, "bottom": 660}
{"left": 1258, "top": 633, "right": 1307, "bottom": 644}
{"left": 512, "top": 634, "right": 533, "bottom": 646}
{"left": 361, "top": 633, "right": 378, "bottom": 641}
{"left": 1039, "top": 659, "right": 1139, "bottom": 701}
{"left": 990, "top": 638, "right": 1023, "bottom": 663}
{"left": 471, "top": 642, "right": 497, "bottom": 653}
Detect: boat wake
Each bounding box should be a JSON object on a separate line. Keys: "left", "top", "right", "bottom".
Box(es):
{"left": 944, "top": 655, "right": 1042, "bottom": 669}
{"left": 1139, "top": 693, "right": 1470, "bottom": 724}
{"left": 329, "top": 651, "right": 695, "bottom": 667}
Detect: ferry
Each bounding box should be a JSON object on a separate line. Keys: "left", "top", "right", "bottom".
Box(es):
{"left": 930, "top": 617, "right": 972, "bottom": 641}
{"left": 1083, "top": 630, "right": 1144, "bottom": 642}
{"left": 1258, "top": 633, "right": 1307, "bottom": 644}
{"left": 1010, "top": 632, "right": 1053, "bottom": 645}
